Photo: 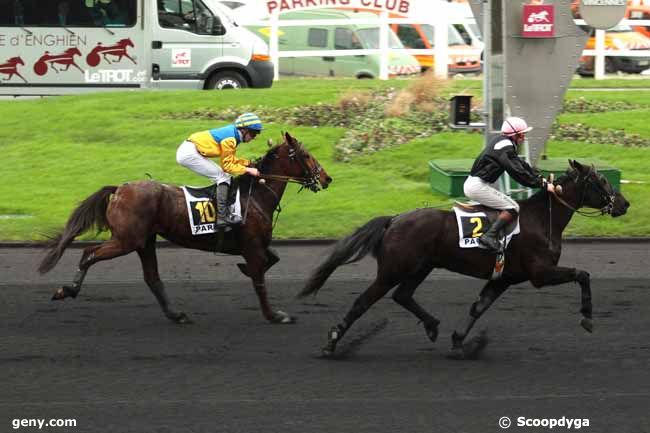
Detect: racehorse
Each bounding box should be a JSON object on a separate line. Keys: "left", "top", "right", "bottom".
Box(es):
{"left": 86, "top": 38, "right": 136, "bottom": 67}
{"left": 39, "top": 132, "right": 332, "bottom": 325}
{"left": 0, "top": 57, "right": 27, "bottom": 83}
{"left": 298, "top": 160, "right": 629, "bottom": 358}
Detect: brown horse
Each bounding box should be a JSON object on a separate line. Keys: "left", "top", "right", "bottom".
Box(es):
{"left": 39, "top": 132, "right": 332, "bottom": 324}
{"left": 299, "top": 160, "right": 629, "bottom": 358}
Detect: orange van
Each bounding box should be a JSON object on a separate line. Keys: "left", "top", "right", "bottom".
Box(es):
{"left": 391, "top": 22, "right": 482, "bottom": 74}
{"left": 627, "top": 0, "right": 650, "bottom": 39}
{"left": 577, "top": 23, "right": 650, "bottom": 75}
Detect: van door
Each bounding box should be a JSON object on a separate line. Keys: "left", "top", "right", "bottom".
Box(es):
{"left": 291, "top": 27, "right": 330, "bottom": 77}
{"left": 153, "top": 0, "right": 224, "bottom": 88}
{"left": 332, "top": 27, "right": 369, "bottom": 78}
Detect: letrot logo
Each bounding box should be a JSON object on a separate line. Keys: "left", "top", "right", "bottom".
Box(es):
{"left": 521, "top": 4, "right": 555, "bottom": 38}
{"left": 172, "top": 49, "right": 191, "bottom": 68}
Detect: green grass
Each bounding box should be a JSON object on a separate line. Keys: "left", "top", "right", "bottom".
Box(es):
{"left": 1, "top": 77, "right": 649, "bottom": 240}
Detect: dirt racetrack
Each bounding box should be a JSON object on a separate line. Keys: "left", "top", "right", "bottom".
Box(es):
{"left": 1, "top": 243, "right": 649, "bottom": 433}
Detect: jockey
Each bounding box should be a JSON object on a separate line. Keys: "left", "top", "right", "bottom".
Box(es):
{"left": 463, "top": 116, "right": 554, "bottom": 252}
{"left": 176, "top": 112, "right": 262, "bottom": 228}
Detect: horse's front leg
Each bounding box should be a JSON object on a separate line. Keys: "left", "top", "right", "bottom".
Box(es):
{"left": 449, "top": 279, "right": 509, "bottom": 359}
{"left": 242, "top": 247, "right": 295, "bottom": 324}
{"left": 530, "top": 266, "right": 592, "bottom": 332}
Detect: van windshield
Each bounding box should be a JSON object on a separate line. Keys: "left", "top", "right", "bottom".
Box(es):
{"left": 356, "top": 28, "right": 405, "bottom": 49}
{"left": 421, "top": 24, "right": 466, "bottom": 46}
{"left": 608, "top": 24, "right": 634, "bottom": 33}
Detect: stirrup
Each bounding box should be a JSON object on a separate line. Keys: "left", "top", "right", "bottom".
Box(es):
{"left": 479, "top": 235, "right": 502, "bottom": 252}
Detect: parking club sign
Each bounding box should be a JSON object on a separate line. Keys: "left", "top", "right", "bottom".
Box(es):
{"left": 522, "top": 4, "right": 555, "bottom": 38}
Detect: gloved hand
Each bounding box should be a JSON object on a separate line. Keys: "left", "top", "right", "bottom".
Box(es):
{"left": 541, "top": 178, "right": 555, "bottom": 193}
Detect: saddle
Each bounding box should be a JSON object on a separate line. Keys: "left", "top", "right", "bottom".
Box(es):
{"left": 453, "top": 201, "right": 521, "bottom": 280}
{"left": 181, "top": 179, "right": 241, "bottom": 236}
{"left": 454, "top": 201, "right": 519, "bottom": 234}
{"left": 184, "top": 178, "right": 239, "bottom": 208}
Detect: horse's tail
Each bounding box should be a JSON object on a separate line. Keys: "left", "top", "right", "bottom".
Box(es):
{"left": 38, "top": 186, "right": 117, "bottom": 274}
{"left": 297, "top": 215, "right": 393, "bottom": 298}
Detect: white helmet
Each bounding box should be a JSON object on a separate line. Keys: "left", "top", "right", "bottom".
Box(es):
{"left": 501, "top": 117, "right": 533, "bottom": 136}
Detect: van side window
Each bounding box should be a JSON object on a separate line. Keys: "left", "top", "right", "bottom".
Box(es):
{"left": 2, "top": 0, "right": 136, "bottom": 27}
{"left": 334, "top": 27, "right": 362, "bottom": 49}
{"left": 158, "top": 0, "right": 224, "bottom": 36}
{"left": 396, "top": 25, "right": 425, "bottom": 49}
{"left": 308, "top": 28, "right": 327, "bottom": 48}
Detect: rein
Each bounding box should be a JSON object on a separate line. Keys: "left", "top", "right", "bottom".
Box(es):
{"left": 258, "top": 173, "right": 311, "bottom": 185}
{"left": 546, "top": 169, "right": 616, "bottom": 248}
{"left": 247, "top": 141, "right": 323, "bottom": 228}
{"left": 550, "top": 178, "right": 615, "bottom": 217}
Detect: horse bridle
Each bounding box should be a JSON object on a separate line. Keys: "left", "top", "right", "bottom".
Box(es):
{"left": 244, "top": 144, "right": 323, "bottom": 228}
{"left": 258, "top": 145, "right": 322, "bottom": 192}
{"left": 552, "top": 168, "right": 616, "bottom": 217}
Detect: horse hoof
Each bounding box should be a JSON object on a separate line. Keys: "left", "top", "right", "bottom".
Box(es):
{"left": 580, "top": 318, "right": 593, "bottom": 333}
{"left": 271, "top": 310, "right": 296, "bottom": 324}
{"left": 446, "top": 346, "right": 465, "bottom": 360}
{"left": 462, "top": 331, "right": 489, "bottom": 360}
{"left": 171, "top": 313, "right": 192, "bottom": 324}
{"left": 51, "top": 287, "right": 66, "bottom": 301}
{"left": 321, "top": 347, "right": 335, "bottom": 358}
{"left": 424, "top": 321, "right": 440, "bottom": 343}
{"left": 51, "top": 286, "right": 77, "bottom": 301}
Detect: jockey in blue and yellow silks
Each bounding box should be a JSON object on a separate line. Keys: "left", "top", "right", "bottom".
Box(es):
{"left": 176, "top": 113, "right": 262, "bottom": 228}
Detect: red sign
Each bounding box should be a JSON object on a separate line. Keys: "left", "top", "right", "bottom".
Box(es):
{"left": 521, "top": 4, "right": 555, "bottom": 38}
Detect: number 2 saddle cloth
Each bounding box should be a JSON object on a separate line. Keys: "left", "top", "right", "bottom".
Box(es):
{"left": 181, "top": 184, "right": 242, "bottom": 235}
{"left": 453, "top": 201, "right": 521, "bottom": 250}
{"left": 453, "top": 201, "right": 521, "bottom": 280}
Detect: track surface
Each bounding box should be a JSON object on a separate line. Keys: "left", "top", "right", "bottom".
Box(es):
{"left": 1, "top": 244, "right": 649, "bottom": 433}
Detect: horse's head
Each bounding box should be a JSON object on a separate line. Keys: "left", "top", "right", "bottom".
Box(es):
{"left": 66, "top": 48, "right": 81, "bottom": 56}
{"left": 9, "top": 57, "right": 24, "bottom": 66}
{"left": 258, "top": 132, "right": 332, "bottom": 192}
{"left": 121, "top": 38, "right": 134, "bottom": 48}
{"left": 564, "top": 160, "right": 629, "bottom": 217}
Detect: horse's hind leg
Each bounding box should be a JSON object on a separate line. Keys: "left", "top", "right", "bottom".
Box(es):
{"left": 136, "top": 236, "right": 190, "bottom": 324}
{"left": 323, "top": 277, "right": 396, "bottom": 357}
{"left": 448, "top": 279, "right": 509, "bottom": 359}
{"left": 392, "top": 266, "right": 440, "bottom": 343}
{"left": 52, "top": 240, "right": 133, "bottom": 300}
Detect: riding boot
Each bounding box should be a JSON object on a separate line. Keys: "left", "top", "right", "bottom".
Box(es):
{"left": 215, "top": 183, "right": 241, "bottom": 228}
{"left": 479, "top": 211, "right": 514, "bottom": 252}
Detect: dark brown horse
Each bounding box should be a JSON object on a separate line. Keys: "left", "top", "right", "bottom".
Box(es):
{"left": 299, "top": 160, "right": 629, "bottom": 358}
{"left": 39, "top": 132, "right": 332, "bottom": 324}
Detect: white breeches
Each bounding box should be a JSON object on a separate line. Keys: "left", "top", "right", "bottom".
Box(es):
{"left": 463, "top": 176, "right": 519, "bottom": 212}
{"left": 176, "top": 140, "right": 231, "bottom": 185}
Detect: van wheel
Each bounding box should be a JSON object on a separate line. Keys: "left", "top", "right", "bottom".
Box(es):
{"left": 206, "top": 71, "right": 248, "bottom": 89}
{"left": 605, "top": 58, "right": 617, "bottom": 74}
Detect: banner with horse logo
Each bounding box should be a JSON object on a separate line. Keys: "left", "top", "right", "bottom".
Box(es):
{"left": 181, "top": 186, "right": 242, "bottom": 235}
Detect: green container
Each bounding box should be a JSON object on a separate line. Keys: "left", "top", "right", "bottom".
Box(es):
{"left": 428, "top": 159, "right": 474, "bottom": 197}
{"left": 428, "top": 157, "right": 621, "bottom": 197}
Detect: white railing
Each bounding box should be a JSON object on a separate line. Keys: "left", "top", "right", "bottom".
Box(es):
{"left": 248, "top": 16, "right": 650, "bottom": 80}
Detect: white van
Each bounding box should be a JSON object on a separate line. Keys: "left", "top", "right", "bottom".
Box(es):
{"left": 0, "top": 0, "right": 273, "bottom": 95}
{"left": 241, "top": 9, "right": 420, "bottom": 79}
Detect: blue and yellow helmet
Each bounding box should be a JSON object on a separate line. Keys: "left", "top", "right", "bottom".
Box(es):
{"left": 234, "top": 112, "right": 263, "bottom": 131}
